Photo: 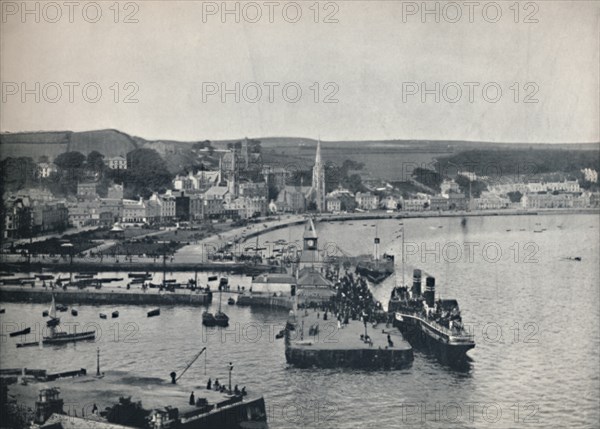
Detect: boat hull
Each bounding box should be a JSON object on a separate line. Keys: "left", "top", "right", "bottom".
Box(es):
{"left": 16, "top": 331, "right": 96, "bottom": 348}
{"left": 394, "top": 314, "right": 474, "bottom": 365}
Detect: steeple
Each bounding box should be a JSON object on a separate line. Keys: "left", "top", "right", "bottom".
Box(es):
{"left": 311, "top": 138, "right": 325, "bottom": 212}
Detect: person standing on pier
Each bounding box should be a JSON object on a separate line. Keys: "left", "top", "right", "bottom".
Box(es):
{"left": 206, "top": 378, "right": 212, "bottom": 390}
{"left": 189, "top": 391, "right": 195, "bottom": 405}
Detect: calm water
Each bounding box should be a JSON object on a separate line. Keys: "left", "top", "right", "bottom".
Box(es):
{"left": 1, "top": 214, "right": 599, "bottom": 428}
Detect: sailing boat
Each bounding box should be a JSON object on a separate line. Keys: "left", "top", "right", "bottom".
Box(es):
{"left": 46, "top": 295, "right": 60, "bottom": 327}
{"left": 214, "top": 285, "right": 229, "bottom": 327}
{"left": 17, "top": 294, "right": 96, "bottom": 347}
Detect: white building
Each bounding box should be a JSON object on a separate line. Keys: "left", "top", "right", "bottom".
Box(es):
{"left": 325, "top": 196, "right": 341, "bottom": 213}
{"left": 402, "top": 197, "right": 428, "bottom": 211}
{"left": 37, "top": 162, "right": 57, "bottom": 178}
{"left": 581, "top": 168, "right": 598, "bottom": 183}
{"left": 474, "top": 193, "right": 510, "bottom": 210}
{"left": 251, "top": 273, "right": 297, "bottom": 296}
{"left": 121, "top": 198, "right": 147, "bottom": 223}
{"left": 355, "top": 192, "right": 379, "bottom": 210}
{"left": 107, "top": 156, "right": 127, "bottom": 170}
{"left": 441, "top": 179, "right": 460, "bottom": 196}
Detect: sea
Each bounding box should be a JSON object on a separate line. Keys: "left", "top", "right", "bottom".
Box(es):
{"left": 1, "top": 213, "right": 598, "bottom": 428}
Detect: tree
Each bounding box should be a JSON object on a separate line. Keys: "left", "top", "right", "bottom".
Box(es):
{"left": 86, "top": 151, "right": 105, "bottom": 173}
{"left": 54, "top": 151, "right": 86, "bottom": 171}
{"left": 125, "top": 148, "right": 173, "bottom": 198}
{"left": 0, "top": 157, "right": 36, "bottom": 192}
{"left": 507, "top": 191, "right": 523, "bottom": 203}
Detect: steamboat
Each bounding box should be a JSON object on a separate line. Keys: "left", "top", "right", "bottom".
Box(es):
{"left": 355, "top": 231, "right": 394, "bottom": 284}
{"left": 389, "top": 269, "right": 475, "bottom": 363}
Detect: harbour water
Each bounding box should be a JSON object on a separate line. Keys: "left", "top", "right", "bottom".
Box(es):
{"left": 1, "top": 213, "right": 598, "bottom": 428}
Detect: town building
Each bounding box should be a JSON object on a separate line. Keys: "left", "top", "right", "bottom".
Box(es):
{"left": 474, "top": 193, "right": 510, "bottom": 210}
{"left": 325, "top": 196, "right": 341, "bottom": 213}
{"left": 355, "top": 192, "right": 379, "bottom": 210}
{"left": 37, "top": 162, "right": 57, "bottom": 178}
{"left": 276, "top": 186, "right": 310, "bottom": 213}
{"left": 402, "top": 197, "right": 428, "bottom": 211}
{"left": 251, "top": 273, "right": 297, "bottom": 296}
{"left": 121, "top": 198, "right": 147, "bottom": 223}
{"left": 441, "top": 179, "right": 460, "bottom": 196}
{"left": 581, "top": 168, "right": 598, "bottom": 183}
{"left": 77, "top": 182, "right": 97, "bottom": 199}
{"left": 107, "top": 156, "right": 127, "bottom": 170}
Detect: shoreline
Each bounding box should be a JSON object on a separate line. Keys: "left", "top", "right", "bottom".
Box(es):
{"left": 1, "top": 208, "right": 597, "bottom": 273}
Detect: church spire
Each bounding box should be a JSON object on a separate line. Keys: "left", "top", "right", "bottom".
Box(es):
{"left": 311, "top": 137, "right": 325, "bottom": 212}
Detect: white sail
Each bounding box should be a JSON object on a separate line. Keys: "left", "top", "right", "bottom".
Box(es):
{"left": 49, "top": 295, "right": 56, "bottom": 319}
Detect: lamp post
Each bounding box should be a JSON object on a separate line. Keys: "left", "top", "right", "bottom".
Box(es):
{"left": 228, "top": 362, "right": 233, "bottom": 392}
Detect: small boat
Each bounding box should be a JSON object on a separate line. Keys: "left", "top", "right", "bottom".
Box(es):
{"left": 99, "top": 313, "right": 107, "bottom": 319}
{"left": 213, "top": 287, "right": 229, "bottom": 327}
{"left": 202, "top": 311, "right": 216, "bottom": 327}
{"left": 147, "top": 308, "right": 160, "bottom": 317}
{"left": 506, "top": 229, "right": 512, "bottom": 232}
{"left": 42, "top": 310, "right": 49, "bottom": 317}
{"left": 17, "top": 330, "right": 95, "bottom": 348}
{"left": 46, "top": 296, "right": 60, "bottom": 327}
{"left": 208, "top": 275, "right": 218, "bottom": 282}
{"left": 227, "top": 297, "right": 235, "bottom": 305}
{"left": 10, "top": 327, "right": 31, "bottom": 337}
{"left": 128, "top": 273, "right": 151, "bottom": 278}
{"left": 56, "top": 304, "right": 68, "bottom": 312}
{"left": 0, "top": 308, "right": 5, "bottom": 314}
{"left": 71, "top": 308, "right": 78, "bottom": 316}
{"left": 215, "top": 311, "right": 229, "bottom": 327}
{"left": 75, "top": 274, "right": 94, "bottom": 279}
{"left": 219, "top": 277, "right": 229, "bottom": 287}
{"left": 111, "top": 311, "right": 119, "bottom": 318}
{"left": 47, "top": 317, "right": 60, "bottom": 327}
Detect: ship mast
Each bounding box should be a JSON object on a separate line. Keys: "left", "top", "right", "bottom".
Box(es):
{"left": 400, "top": 223, "right": 405, "bottom": 287}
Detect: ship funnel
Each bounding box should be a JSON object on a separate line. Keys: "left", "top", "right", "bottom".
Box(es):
{"left": 424, "top": 276, "right": 435, "bottom": 307}
{"left": 412, "top": 269, "right": 422, "bottom": 297}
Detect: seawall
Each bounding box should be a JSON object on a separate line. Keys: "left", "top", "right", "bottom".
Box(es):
{"left": 236, "top": 294, "right": 294, "bottom": 310}
{"left": 0, "top": 286, "right": 212, "bottom": 306}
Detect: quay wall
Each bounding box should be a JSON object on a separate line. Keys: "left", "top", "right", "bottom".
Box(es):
{"left": 285, "top": 345, "right": 413, "bottom": 370}
{"left": 0, "top": 287, "right": 212, "bottom": 306}
{"left": 0, "top": 261, "right": 276, "bottom": 274}
{"left": 236, "top": 294, "right": 293, "bottom": 310}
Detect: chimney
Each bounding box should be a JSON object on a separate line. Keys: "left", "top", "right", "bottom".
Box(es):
{"left": 411, "top": 269, "right": 422, "bottom": 297}
{"left": 424, "top": 276, "right": 435, "bottom": 307}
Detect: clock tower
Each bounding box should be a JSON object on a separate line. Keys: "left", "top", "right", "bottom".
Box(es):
{"left": 299, "top": 218, "right": 321, "bottom": 269}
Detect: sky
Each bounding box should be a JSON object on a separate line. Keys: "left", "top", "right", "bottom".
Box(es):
{"left": 1, "top": 0, "right": 599, "bottom": 143}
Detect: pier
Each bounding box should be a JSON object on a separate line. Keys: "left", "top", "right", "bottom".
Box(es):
{"left": 285, "top": 310, "right": 413, "bottom": 370}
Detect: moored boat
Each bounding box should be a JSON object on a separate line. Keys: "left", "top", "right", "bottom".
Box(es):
{"left": 389, "top": 270, "right": 475, "bottom": 365}
{"left": 10, "top": 327, "right": 31, "bottom": 337}
{"left": 202, "top": 311, "right": 216, "bottom": 327}
{"left": 71, "top": 308, "right": 78, "bottom": 316}
{"left": 111, "top": 311, "right": 119, "bottom": 318}
{"left": 99, "top": 313, "right": 107, "bottom": 319}
{"left": 227, "top": 297, "right": 235, "bottom": 305}
{"left": 147, "top": 308, "right": 160, "bottom": 317}
{"left": 17, "top": 294, "right": 95, "bottom": 347}
{"left": 214, "top": 311, "right": 229, "bottom": 327}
